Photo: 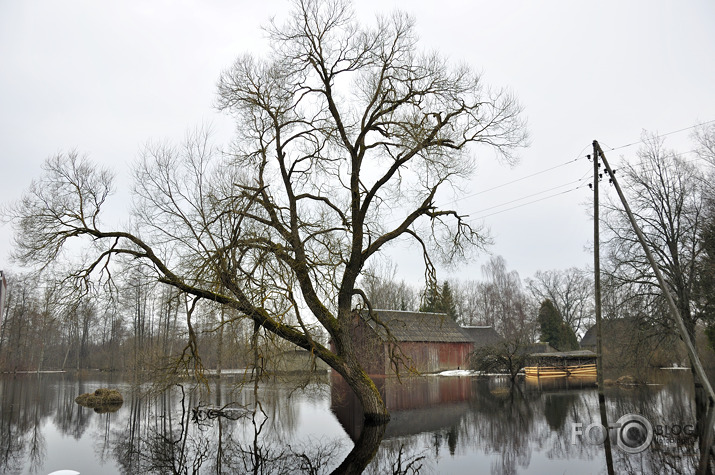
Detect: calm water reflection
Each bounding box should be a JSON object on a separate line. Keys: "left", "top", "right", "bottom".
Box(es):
{"left": 0, "top": 370, "right": 710, "bottom": 474}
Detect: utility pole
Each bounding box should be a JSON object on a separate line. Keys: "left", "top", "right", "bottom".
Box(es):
{"left": 592, "top": 141, "right": 614, "bottom": 474}
{"left": 592, "top": 141, "right": 605, "bottom": 392}
{"left": 594, "top": 141, "right": 715, "bottom": 404}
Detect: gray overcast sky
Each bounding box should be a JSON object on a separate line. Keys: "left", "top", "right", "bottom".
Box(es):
{"left": 1, "top": 0, "right": 714, "bottom": 285}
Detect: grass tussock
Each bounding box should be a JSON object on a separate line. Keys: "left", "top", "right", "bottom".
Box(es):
{"left": 75, "top": 388, "right": 124, "bottom": 413}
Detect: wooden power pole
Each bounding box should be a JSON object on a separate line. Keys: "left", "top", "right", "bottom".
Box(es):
{"left": 592, "top": 141, "right": 606, "bottom": 392}
{"left": 593, "top": 142, "right": 614, "bottom": 473}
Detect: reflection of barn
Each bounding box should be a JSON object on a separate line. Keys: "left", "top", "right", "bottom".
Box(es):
{"left": 330, "top": 372, "right": 472, "bottom": 441}
{"left": 350, "top": 310, "right": 474, "bottom": 375}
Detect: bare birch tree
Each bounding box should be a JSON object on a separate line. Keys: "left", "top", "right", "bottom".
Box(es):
{"left": 6, "top": 0, "right": 526, "bottom": 421}
{"left": 470, "top": 256, "right": 532, "bottom": 339}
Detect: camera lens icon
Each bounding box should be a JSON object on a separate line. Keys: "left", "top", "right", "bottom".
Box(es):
{"left": 616, "top": 414, "right": 653, "bottom": 453}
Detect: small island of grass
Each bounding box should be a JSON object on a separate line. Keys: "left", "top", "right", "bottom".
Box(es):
{"left": 75, "top": 388, "right": 124, "bottom": 413}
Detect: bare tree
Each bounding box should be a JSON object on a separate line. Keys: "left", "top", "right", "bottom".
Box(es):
{"left": 360, "top": 261, "right": 417, "bottom": 311}
{"left": 602, "top": 133, "right": 706, "bottom": 354}
{"left": 525, "top": 267, "right": 593, "bottom": 337}
{"left": 6, "top": 0, "right": 526, "bottom": 421}
{"left": 694, "top": 122, "right": 715, "bottom": 169}
{"left": 451, "top": 279, "right": 482, "bottom": 326}
{"left": 468, "top": 256, "right": 533, "bottom": 339}
{"left": 0, "top": 273, "right": 38, "bottom": 370}
{"left": 694, "top": 124, "right": 715, "bottom": 347}
{"left": 470, "top": 333, "right": 534, "bottom": 382}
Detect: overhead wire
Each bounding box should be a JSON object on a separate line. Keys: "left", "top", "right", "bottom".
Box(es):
{"left": 464, "top": 177, "right": 587, "bottom": 216}
{"left": 381, "top": 118, "right": 713, "bottom": 226}
{"left": 384, "top": 148, "right": 591, "bottom": 227}
{"left": 454, "top": 158, "right": 580, "bottom": 200}
{"left": 468, "top": 183, "right": 590, "bottom": 221}
{"left": 601, "top": 119, "right": 715, "bottom": 153}
{"left": 461, "top": 119, "right": 714, "bottom": 222}
{"left": 438, "top": 142, "right": 592, "bottom": 209}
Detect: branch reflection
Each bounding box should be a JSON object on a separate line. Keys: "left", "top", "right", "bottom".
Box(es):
{"left": 0, "top": 370, "right": 713, "bottom": 474}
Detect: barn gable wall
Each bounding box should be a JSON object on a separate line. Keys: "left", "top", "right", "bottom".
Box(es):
{"left": 348, "top": 310, "right": 474, "bottom": 375}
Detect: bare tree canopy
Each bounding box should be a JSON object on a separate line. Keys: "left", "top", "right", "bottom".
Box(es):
{"left": 5, "top": 0, "right": 526, "bottom": 421}
{"left": 525, "top": 267, "right": 593, "bottom": 337}
{"left": 469, "top": 256, "right": 532, "bottom": 339}
{"left": 694, "top": 122, "right": 715, "bottom": 169}
{"left": 602, "top": 133, "right": 706, "bottom": 342}
{"left": 360, "top": 260, "right": 416, "bottom": 311}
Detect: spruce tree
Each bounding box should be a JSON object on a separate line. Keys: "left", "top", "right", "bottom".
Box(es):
{"left": 538, "top": 299, "right": 578, "bottom": 351}
{"left": 419, "top": 281, "right": 441, "bottom": 313}
{"left": 440, "top": 282, "right": 458, "bottom": 321}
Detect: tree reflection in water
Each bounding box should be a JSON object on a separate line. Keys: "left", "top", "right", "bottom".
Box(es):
{"left": 333, "top": 372, "right": 714, "bottom": 474}
{"left": 110, "top": 378, "right": 364, "bottom": 474}
{"left": 1, "top": 371, "right": 714, "bottom": 474}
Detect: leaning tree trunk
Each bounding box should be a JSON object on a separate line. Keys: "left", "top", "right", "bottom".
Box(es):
{"left": 339, "top": 364, "right": 389, "bottom": 423}
{"left": 330, "top": 419, "right": 387, "bottom": 475}
{"left": 330, "top": 320, "right": 390, "bottom": 422}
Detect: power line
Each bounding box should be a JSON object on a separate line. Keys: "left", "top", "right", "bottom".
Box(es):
{"left": 403, "top": 119, "right": 714, "bottom": 225}
{"left": 466, "top": 119, "right": 715, "bottom": 222}
{"left": 384, "top": 153, "right": 591, "bottom": 227}
{"left": 458, "top": 157, "right": 582, "bottom": 199}
{"left": 464, "top": 178, "right": 587, "bottom": 216}
{"left": 437, "top": 150, "right": 591, "bottom": 210}
{"left": 602, "top": 119, "right": 715, "bottom": 153}
{"left": 468, "top": 183, "right": 589, "bottom": 221}
{"left": 464, "top": 119, "right": 714, "bottom": 205}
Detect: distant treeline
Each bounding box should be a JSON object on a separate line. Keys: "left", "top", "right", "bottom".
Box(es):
{"left": 0, "top": 254, "right": 649, "bottom": 374}
{"left": 0, "top": 269, "right": 279, "bottom": 373}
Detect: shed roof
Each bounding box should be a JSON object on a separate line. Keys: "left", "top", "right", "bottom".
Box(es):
{"left": 527, "top": 342, "right": 558, "bottom": 354}
{"left": 530, "top": 350, "right": 597, "bottom": 358}
{"left": 460, "top": 326, "right": 503, "bottom": 348}
{"left": 361, "top": 310, "right": 473, "bottom": 344}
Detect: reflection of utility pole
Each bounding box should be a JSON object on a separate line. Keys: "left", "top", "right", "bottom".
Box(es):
{"left": 594, "top": 141, "right": 715, "bottom": 404}
{"left": 592, "top": 141, "right": 614, "bottom": 474}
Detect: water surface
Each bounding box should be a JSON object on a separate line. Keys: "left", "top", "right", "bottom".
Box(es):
{"left": 0, "top": 370, "right": 708, "bottom": 474}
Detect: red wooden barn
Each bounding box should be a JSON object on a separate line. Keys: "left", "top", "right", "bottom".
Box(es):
{"left": 350, "top": 309, "right": 474, "bottom": 375}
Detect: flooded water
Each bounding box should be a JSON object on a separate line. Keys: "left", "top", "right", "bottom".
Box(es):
{"left": 0, "top": 370, "right": 710, "bottom": 474}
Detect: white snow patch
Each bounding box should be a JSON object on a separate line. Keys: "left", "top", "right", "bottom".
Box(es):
{"left": 660, "top": 364, "right": 690, "bottom": 370}
{"left": 436, "top": 369, "right": 480, "bottom": 377}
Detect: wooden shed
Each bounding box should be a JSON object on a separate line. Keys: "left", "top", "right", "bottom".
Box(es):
{"left": 350, "top": 309, "right": 474, "bottom": 375}
{"left": 524, "top": 350, "right": 597, "bottom": 378}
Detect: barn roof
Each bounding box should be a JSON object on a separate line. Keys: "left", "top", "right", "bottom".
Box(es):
{"left": 361, "top": 310, "right": 473, "bottom": 344}
{"left": 580, "top": 326, "right": 597, "bottom": 347}
{"left": 580, "top": 319, "right": 638, "bottom": 348}
{"left": 460, "top": 326, "right": 503, "bottom": 348}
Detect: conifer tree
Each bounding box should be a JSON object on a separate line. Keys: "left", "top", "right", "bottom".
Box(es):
{"left": 419, "top": 282, "right": 441, "bottom": 313}
{"left": 538, "top": 299, "right": 578, "bottom": 351}
{"left": 440, "top": 282, "right": 458, "bottom": 321}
